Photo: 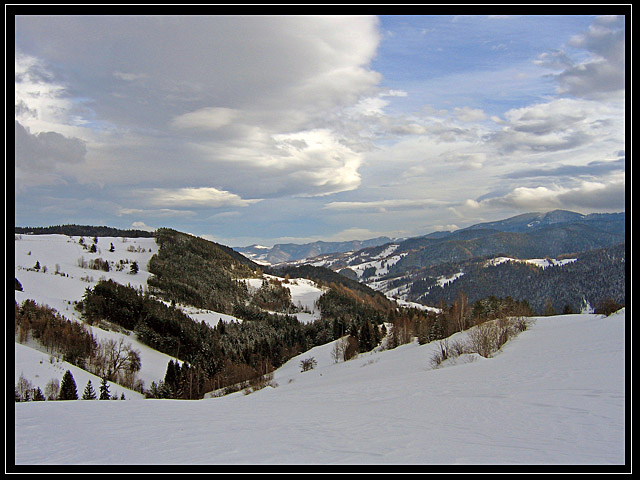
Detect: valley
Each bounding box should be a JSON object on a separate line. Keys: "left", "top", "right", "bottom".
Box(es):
{"left": 12, "top": 209, "right": 627, "bottom": 466}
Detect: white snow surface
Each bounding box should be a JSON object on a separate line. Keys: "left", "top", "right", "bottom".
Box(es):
{"left": 15, "top": 311, "right": 626, "bottom": 465}
{"left": 14, "top": 235, "right": 181, "bottom": 390}
{"left": 485, "top": 256, "right": 578, "bottom": 269}
{"left": 243, "top": 275, "right": 325, "bottom": 323}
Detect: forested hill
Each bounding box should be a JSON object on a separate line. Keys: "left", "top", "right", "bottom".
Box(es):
{"left": 406, "top": 242, "right": 626, "bottom": 315}
{"left": 147, "top": 228, "right": 260, "bottom": 315}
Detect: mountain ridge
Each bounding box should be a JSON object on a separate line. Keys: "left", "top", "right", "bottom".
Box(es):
{"left": 267, "top": 210, "right": 626, "bottom": 315}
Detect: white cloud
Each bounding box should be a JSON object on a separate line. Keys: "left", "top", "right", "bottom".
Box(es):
{"left": 131, "top": 221, "right": 155, "bottom": 231}
{"left": 140, "top": 187, "right": 261, "bottom": 209}
{"left": 15, "top": 53, "right": 79, "bottom": 138}
{"left": 113, "top": 71, "right": 148, "bottom": 82}
{"left": 171, "top": 107, "right": 239, "bottom": 131}
{"left": 118, "top": 207, "right": 199, "bottom": 219}
{"left": 466, "top": 174, "right": 625, "bottom": 213}
{"left": 191, "top": 128, "right": 364, "bottom": 197}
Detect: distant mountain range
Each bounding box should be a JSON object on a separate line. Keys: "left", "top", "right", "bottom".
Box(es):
{"left": 235, "top": 237, "right": 393, "bottom": 265}
{"left": 236, "top": 210, "right": 625, "bottom": 267}
{"left": 262, "top": 210, "right": 626, "bottom": 314}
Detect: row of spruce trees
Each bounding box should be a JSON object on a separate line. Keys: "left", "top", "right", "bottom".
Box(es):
{"left": 15, "top": 370, "right": 121, "bottom": 402}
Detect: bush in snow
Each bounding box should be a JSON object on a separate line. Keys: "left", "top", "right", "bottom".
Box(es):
{"left": 466, "top": 316, "right": 534, "bottom": 359}
{"left": 595, "top": 297, "right": 624, "bottom": 317}
{"left": 300, "top": 357, "right": 317, "bottom": 372}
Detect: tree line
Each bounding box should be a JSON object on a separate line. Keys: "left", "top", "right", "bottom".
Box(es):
{"left": 15, "top": 224, "right": 155, "bottom": 238}
{"left": 15, "top": 369, "right": 123, "bottom": 402}
{"left": 15, "top": 299, "right": 143, "bottom": 391}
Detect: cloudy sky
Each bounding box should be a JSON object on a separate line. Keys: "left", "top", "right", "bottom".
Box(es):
{"left": 14, "top": 13, "right": 626, "bottom": 247}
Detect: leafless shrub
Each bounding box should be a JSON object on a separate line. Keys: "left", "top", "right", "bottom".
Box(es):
{"left": 331, "top": 335, "right": 359, "bottom": 363}
{"left": 429, "top": 339, "right": 449, "bottom": 368}
{"left": 243, "top": 373, "right": 277, "bottom": 395}
{"left": 467, "top": 321, "right": 497, "bottom": 358}
{"left": 15, "top": 374, "right": 34, "bottom": 402}
{"left": 44, "top": 378, "right": 60, "bottom": 401}
{"left": 300, "top": 357, "right": 317, "bottom": 372}
{"left": 466, "top": 316, "right": 535, "bottom": 358}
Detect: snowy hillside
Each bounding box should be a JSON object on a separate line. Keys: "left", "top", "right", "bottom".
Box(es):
{"left": 14, "top": 234, "right": 325, "bottom": 396}
{"left": 13, "top": 233, "right": 627, "bottom": 466}
{"left": 14, "top": 310, "right": 626, "bottom": 465}
{"left": 14, "top": 234, "right": 176, "bottom": 391}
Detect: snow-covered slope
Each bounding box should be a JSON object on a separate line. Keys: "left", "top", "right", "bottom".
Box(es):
{"left": 14, "top": 234, "right": 177, "bottom": 392}
{"left": 14, "top": 310, "right": 626, "bottom": 465}
{"left": 13, "top": 234, "right": 326, "bottom": 395}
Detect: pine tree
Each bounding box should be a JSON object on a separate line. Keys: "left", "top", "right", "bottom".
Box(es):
{"left": 59, "top": 370, "right": 78, "bottom": 400}
{"left": 99, "top": 377, "right": 111, "bottom": 400}
{"left": 82, "top": 380, "right": 97, "bottom": 400}
{"left": 130, "top": 261, "right": 139, "bottom": 275}
{"left": 32, "top": 387, "right": 46, "bottom": 401}
{"left": 164, "top": 360, "right": 180, "bottom": 398}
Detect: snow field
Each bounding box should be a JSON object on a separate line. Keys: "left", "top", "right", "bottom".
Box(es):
{"left": 14, "top": 235, "right": 180, "bottom": 392}
{"left": 15, "top": 310, "right": 626, "bottom": 465}
{"left": 13, "top": 234, "right": 626, "bottom": 466}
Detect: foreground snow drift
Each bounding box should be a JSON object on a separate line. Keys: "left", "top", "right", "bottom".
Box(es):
{"left": 14, "top": 311, "right": 626, "bottom": 465}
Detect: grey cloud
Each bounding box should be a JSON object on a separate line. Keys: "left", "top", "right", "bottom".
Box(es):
{"left": 487, "top": 98, "right": 619, "bottom": 155}
{"left": 15, "top": 16, "right": 381, "bottom": 131}
{"left": 558, "top": 181, "right": 625, "bottom": 211}
{"left": 15, "top": 120, "right": 86, "bottom": 170}
{"left": 15, "top": 100, "right": 36, "bottom": 118}
{"left": 473, "top": 177, "right": 625, "bottom": 213}
{"left": 550, "top": 16, "right": 625, "bottom": 99}
{"left": 502, "top": 157, "right": 625, "bottom": 180}
{"left": 15, "top": 16, "right": 381, "bottom": 200}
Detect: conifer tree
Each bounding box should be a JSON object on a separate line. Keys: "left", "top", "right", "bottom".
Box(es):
{"left": 82, "top": 380, "right": 97, "bottom": 400}
{"left": 59, "top": 370, "right": 78, "bottom": 400}
{"left": 99, "top": 377, "right": 111, "bottom": 400}
{"left": 32, "top": 387, "right": 46, "bottom": 401}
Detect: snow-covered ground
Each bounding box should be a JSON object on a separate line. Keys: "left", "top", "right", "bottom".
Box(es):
{"left": 13, "top": 234, "right": 627, "bottom": 466}
{"left": 244, "top": 275, "right": 325, "bottom": 323}
{"left": 13, "top": 234, "right": 325, "bottom": 397}
{"left": 14, "top": 234, "right": 178, "bottom": 392}
{"left": 14, "top": 310, "right": 626, "bottom": 465}
{"left": 485, "top": 256, "right": 578, "bottom": 269}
